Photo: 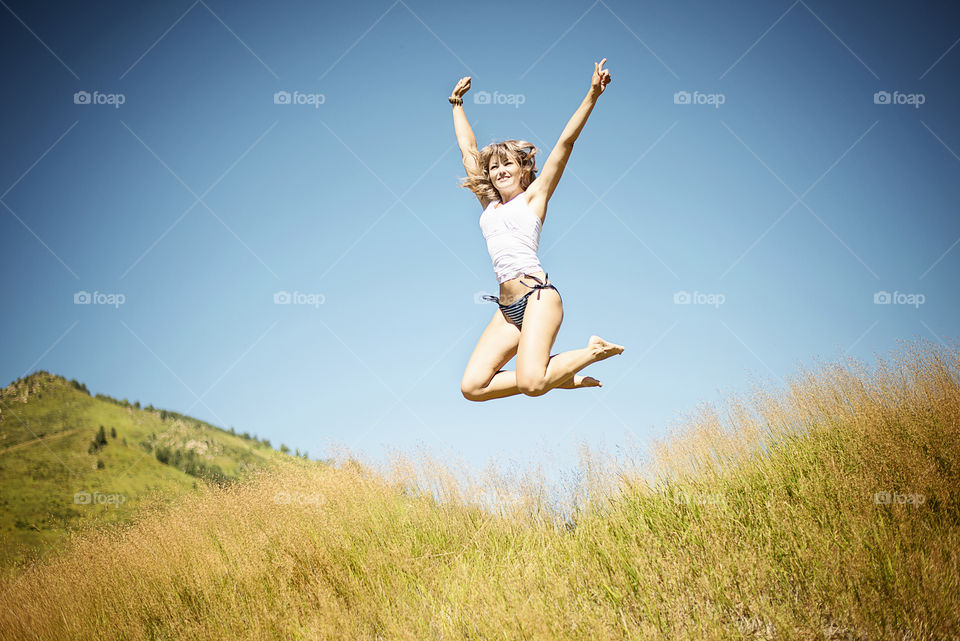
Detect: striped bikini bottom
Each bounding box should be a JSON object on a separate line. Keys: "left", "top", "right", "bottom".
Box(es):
{"left": 481, "top": 273, "right": 561, "bottom": 331}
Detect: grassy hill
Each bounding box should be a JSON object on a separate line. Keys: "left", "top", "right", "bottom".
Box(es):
{"left": 0, "top": 371, "right": 314, "bottom": 570}
{"left": 0, "top": 338, "right": 958, "bottom": 639}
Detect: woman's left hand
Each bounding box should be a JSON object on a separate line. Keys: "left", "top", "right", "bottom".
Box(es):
{"left": 591, "top": 57, "right": 612, "bottom": 96}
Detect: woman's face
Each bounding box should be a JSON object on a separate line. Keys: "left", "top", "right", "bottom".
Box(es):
{"left": 488, "top": 154, "right": 522, "bottom": 195}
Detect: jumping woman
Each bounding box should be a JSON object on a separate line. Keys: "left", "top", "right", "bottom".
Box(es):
{"left": 453, "top": 57, "right": 626, "bottom": 402}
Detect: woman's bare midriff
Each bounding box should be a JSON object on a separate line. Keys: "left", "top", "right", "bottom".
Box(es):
{"left": 496, "top": 269, "right": 549, "bottom": 306}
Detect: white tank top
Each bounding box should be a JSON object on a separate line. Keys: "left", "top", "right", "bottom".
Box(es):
{"left": 479, "top": 193, "right": 544, "bottom": 284}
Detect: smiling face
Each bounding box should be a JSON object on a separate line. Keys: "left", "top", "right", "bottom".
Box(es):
{"left": 488, "top": 153, "right": 523, "bottom": 199}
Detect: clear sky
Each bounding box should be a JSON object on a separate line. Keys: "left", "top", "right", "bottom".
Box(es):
{"left": 2, "top": 0, "right": 958, "bottom": 476}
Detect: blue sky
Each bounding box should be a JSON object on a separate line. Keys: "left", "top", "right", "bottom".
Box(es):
{"left": 2, "top": 0, "right": 958, "bottom": 476}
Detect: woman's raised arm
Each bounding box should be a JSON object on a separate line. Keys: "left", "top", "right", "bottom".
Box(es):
{"left": 528, "top": 58, "right": 612, "bottom": 208}
{"left": 451, "top": 76, "right": 480, "bottom": 166}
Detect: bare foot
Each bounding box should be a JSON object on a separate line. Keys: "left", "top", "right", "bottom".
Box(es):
{"left": 587, "top": 335, "right": 625, "bottom": 362}
{"left": 558, "top": 375, "right": 602, "bottom": 389}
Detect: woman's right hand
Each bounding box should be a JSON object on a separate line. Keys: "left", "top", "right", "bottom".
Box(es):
{"left": 451, "top": 76, "right": 471, "bottom": 99}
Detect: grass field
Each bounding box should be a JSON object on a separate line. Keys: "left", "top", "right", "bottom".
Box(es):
{"left": 0, "top": 337, "right": 957, "bottom": 640}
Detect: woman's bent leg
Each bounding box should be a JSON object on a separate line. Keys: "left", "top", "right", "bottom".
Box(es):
{"left": 461, "top": 310, "right": 521, "bottom": 402}
{"left": 516, "top": 288, "right": 624, "bottom": 396}
{"left": 470, "top": 367, "right": 599, "bottom": 401}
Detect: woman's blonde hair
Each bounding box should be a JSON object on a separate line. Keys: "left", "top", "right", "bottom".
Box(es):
{"left": 458, "top": 140, "right": 538, "bottom": 203}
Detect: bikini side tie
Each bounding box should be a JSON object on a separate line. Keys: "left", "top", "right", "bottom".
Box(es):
{"left": 480, "top": 273, "right": 553, "bottom": 304}
{"left": 518, "top": 273, "right": 552, "bottom": 300}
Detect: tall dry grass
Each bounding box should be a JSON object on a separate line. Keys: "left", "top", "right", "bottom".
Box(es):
{"left": 1, "top": 337, "right": 958, "bottom": 640}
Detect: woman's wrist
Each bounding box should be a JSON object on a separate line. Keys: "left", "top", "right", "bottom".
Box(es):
{"left": 449, "top": 95, "right": 463, "bottom": 105}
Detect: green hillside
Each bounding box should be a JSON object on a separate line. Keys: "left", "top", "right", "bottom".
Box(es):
{"left": 0, "top": 371, "right": 314, "bottom": 570}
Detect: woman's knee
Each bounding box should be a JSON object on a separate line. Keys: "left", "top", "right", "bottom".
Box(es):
{"left": 516, "top": 374, "right": 548, "bottom": 397}
{"left": 460, "top": 379, "right": 486, "bottom": 402}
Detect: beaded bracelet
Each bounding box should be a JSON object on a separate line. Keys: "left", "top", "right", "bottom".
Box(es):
{"left": 448, "top": 96, "right": 463, "bottom": 105}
